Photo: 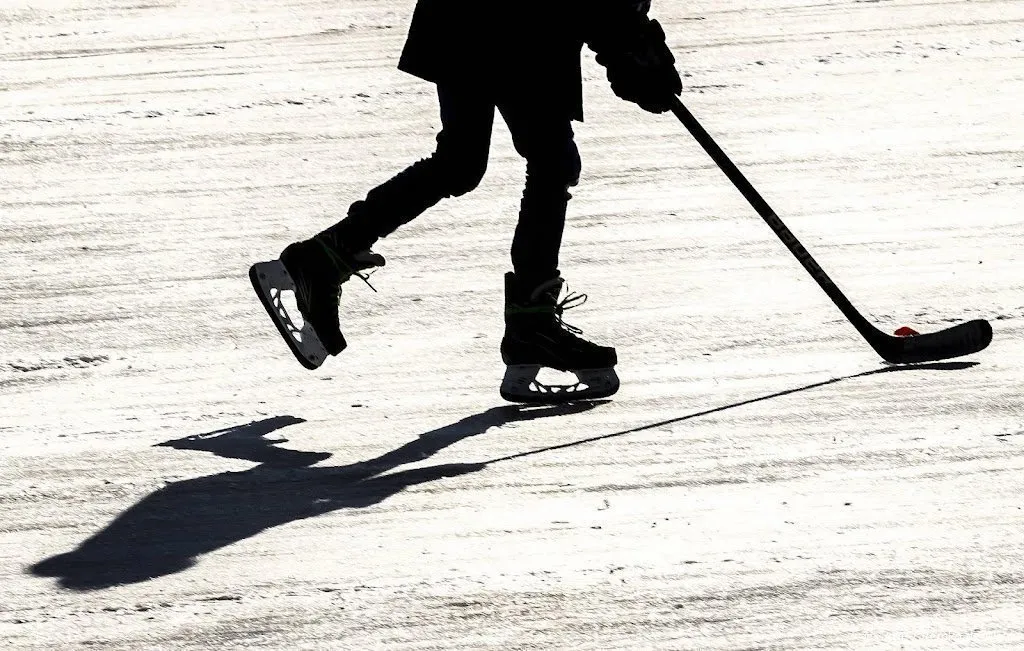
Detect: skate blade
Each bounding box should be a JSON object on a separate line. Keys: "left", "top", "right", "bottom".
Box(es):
{"left": 500, "top": 365, "right": 620, "bottom": 404}
{"left": 249, "top": 260, "right": 329, "bottom": 370}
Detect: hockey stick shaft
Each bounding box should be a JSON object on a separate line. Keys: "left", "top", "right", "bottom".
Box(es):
{"left": 668, "top": 97, "right": 878, "bottom": 339}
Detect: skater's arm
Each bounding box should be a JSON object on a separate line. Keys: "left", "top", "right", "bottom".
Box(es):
{"left": 583, "top": 1, "right": 682, "bottom": 114}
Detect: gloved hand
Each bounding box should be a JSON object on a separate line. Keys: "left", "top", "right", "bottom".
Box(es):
{"left": 595, "top": 19, "right": 682, "bottom": 114}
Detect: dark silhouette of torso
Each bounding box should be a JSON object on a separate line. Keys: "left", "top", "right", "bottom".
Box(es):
{"left": 398, "top": 0, "right": 586, "bottom": 119}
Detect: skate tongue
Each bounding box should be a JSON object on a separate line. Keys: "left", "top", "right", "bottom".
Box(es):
{"left": 339, "top": 249, "right": 386, "bottom": 293}
{"left": 353, "top": 250, "right": 386, "bottom": 268}
{"left": 529, "top": 277, "right": 564, "bottom": 303}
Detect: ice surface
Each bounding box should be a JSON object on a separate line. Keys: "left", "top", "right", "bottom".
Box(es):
{"left": 2, "top": 0, "right": 1022, "bottom": 648}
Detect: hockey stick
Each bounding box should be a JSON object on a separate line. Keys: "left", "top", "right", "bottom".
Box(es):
{"left": 668, "top": 96, "right": 991, "bottom": 364}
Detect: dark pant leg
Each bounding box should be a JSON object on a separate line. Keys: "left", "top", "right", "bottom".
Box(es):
{"left": 320, "top": 85, "right": 495, "bottom": 252}
{"left": 497, "top": 100, "right": 581, "bottom": 289}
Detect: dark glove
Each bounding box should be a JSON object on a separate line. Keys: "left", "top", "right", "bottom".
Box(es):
{"left": 595, "top": 19, "right": 682, "bottom": 114}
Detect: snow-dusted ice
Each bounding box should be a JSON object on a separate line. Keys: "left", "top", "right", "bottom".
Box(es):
{"left": 2, "top": 0, "right": 1022, "bottom": 648}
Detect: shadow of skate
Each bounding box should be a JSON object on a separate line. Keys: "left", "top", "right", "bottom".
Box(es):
{"left": 155, "top": 415, "right": 331, "bottom": 467}
{"left": 29, "top": 401, "right": 604, "bottom": 591}
{"left": 484, "top": 361, "right": 980, "bottom": 464}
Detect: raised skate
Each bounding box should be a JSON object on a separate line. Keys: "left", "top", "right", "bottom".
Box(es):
{"left": 250, "top": 237, "right": 384, "bottom": 370}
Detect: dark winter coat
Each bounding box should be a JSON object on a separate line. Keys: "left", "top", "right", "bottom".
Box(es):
{"left": 397, "top": 0, "right": 650, "bottom": 121}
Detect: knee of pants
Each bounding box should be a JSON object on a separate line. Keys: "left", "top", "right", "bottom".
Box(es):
{"left": 525, "top": 141, "right": 581, "bottom": 188}
{"left": 435, "top": 146, "right": 488, "bottom": 198}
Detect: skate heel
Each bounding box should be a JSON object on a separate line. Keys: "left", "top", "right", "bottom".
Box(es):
{"left": 500, "top": 365, "right": 543, "bottom": 403}
{"left": 249, "top": 260, "right": 331, "bottom": 370}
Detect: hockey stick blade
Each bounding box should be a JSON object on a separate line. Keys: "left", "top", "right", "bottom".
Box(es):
{"left": 870, "top": 319, "right": 992, "bottom": 365}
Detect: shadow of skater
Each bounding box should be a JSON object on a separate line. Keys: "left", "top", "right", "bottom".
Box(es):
{"left": 30, "top": 401, "right": 603, "bottom": 591}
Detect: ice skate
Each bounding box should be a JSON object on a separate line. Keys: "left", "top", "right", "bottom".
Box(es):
{"left": 500, "top": 272, "right": 619, "bottom": 404}
{"left": 249, "top": 236, "right": 384, "bottom": 370}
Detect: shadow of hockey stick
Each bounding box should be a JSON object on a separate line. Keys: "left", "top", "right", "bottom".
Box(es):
{"left": 482, "top": 361, "right": 978, "bottom": 465}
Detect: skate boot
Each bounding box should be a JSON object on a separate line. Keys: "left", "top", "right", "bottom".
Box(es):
{"left": 500, "top": 272, "right": 619, "bottom": 403}
{"left": 249, "top": 236, "right": 384, "bottom": 369}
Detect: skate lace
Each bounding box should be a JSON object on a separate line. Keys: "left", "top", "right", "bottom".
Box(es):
{"left": 315, "top": 238, "right": 382, "bottom": 293}
{"left": 349, "top": 266, "right": 380, "bottom": 293}
{"left": 553, "top": 287, "right": 588, "bottom": 335}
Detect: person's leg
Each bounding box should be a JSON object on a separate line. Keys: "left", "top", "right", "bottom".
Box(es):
{"left": 262, "top": 86, "right": 497, "bottom": 359}
{"left": 497, "top": 101, "right": 581, "bottom": 290}
{"left": 316, "top": 85, "right": 496, "bottom": 254}
{"left": 495, "top": 102, "right": 617, "bottom": 403}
